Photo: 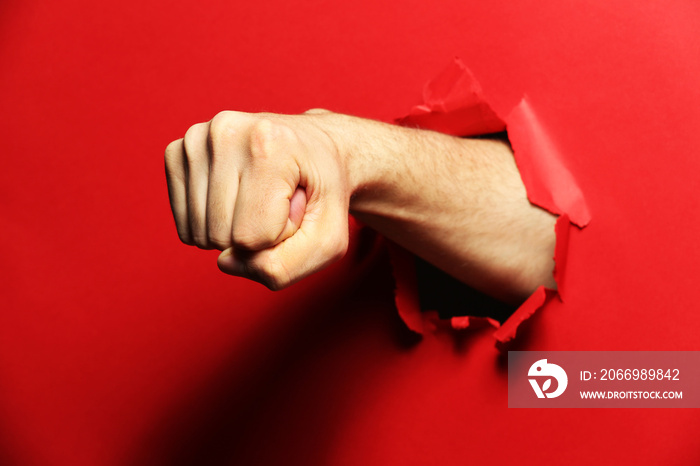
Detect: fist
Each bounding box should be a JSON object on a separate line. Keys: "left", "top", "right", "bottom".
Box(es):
{"left": 164, "top": 110, "right": 351, "bottom": 290}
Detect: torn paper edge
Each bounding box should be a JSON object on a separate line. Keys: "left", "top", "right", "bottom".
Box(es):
{"left": 507, "top": 99, "right": 591, "bottom": 227}
{"left": 397, "top": 57, "right": 506, "bottom": 137}
{"left": 390, "top": 57, "right": 589, "bottom": 347}
{"left": 493, "top": 286, "right": 546, "bottom": 344}
{"left": 385, "top": 241, "right": 434, "bottom": 335}
{"left": 552, "top": 214, "right": 571, "bottom": 302}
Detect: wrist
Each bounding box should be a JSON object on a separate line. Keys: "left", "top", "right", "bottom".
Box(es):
{"left": 305, "top": 111, "right": 400, "bottom": 215}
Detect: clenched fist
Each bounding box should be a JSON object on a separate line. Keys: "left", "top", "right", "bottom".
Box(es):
{"left": 164, "top": 110, "right": 351, "bottom": 290}
{"left": 166, "top": 109, "right": 556, "bottom": 303}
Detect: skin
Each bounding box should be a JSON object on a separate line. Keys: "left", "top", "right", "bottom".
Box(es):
{"left": 164, "top": 109, "right": 556, "bottom": 305}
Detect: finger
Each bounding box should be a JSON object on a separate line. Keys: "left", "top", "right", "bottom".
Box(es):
{"left": 206, "top": 118, "right": 241, "bottom": 250}
{"left": 164, "top": 138, "right": 192, "bottom": 245}
{"left": 231, "top": 119, "right": 304, "bottom": 251}
{"left": 183, "top": 122, "right": 213, "bottom": 249}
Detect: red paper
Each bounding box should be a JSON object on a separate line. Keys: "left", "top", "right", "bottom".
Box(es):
{"left": 3, "top": 1, "right": 700, "bottom": 465}
{"left": 507, "top": 98, "right": 591, "bottom": 227}
{"left": 397, "top": 58, "right": 505, "bottom": 136}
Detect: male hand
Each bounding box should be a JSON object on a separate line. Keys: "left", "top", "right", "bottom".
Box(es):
{"left": 164, "top": 110, "right": 351, "bottom": 290}
{"left": 166, "top": 109, "right": 556, "bottom": 303}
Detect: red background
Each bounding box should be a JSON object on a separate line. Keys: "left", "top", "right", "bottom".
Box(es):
{"left": 2, "top": 0, "right": 700, "bottom": 464}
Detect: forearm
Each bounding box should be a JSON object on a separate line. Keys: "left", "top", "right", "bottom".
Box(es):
{"left": 166, "top": 109, "right": 556, "bottom": 301}
{"left": 317, "top": 112, "right": 557, "bottom": 304}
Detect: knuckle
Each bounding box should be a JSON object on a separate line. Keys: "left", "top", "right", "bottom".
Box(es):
{"left": 252, "top": 256, "right": 291, "bottom": 291}
{"left": 304, "top": 108, "right": 330, "bottom": 115}
{"left": 248, "top": 118, "right": 298, "bottom": 165}
{"left": 183, "top": 122, "right": 207, "bottom": 142}
{"left": 231, "top": 234, "right": 255, "bottom": 251}
{"left": 190, "top": 223, "right": 209, "bottom": 249}
{"left": 206, "top": 208, "right": 233, "bottom": 250}
{"left": 232, "top": 228, "right": 274, "bottom": 251}
{"left": 183, "top": 123, "right": 209, "bottom": 164}
{"left": 207, "top": 229, "right": 232, "bottom": 250}
{"left": 248, "top": 118, "right": 276, "bottom": 158}
{"left": 164, "top": 139, "right": 183, "bottom": 166}
{"left": 209, "top": 238, "right": 230, "bottom": 250}
{"left": 176, "top": 229, "right": 193, "bottom": 246}
{"left": 192, "top": 235, "right": 209, "bottom": 249}
{"left": 210, "top": 111, "right": 251, "bottom": 162}
{"left": 209, "top": 111, "right": 235, "bottom": 142}
{"left": 250, "top": 117, "right": 275, "bottom": 136}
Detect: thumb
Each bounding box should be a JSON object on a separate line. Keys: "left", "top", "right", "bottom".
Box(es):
{"left": 288, "top": 186, "right": 307, "bottom": 232}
